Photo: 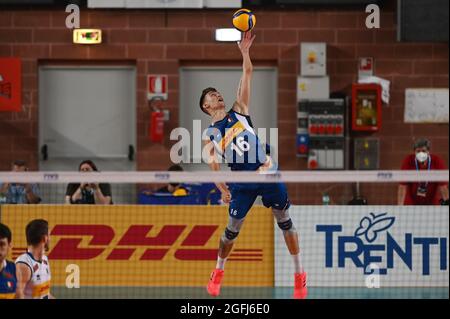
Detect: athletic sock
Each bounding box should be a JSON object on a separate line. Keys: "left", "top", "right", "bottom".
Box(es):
{"left": 216, "top": 256, "right": 227, "bottom": 270}
{"left": 292, "top": 253, "right": 304, "bottom": 274}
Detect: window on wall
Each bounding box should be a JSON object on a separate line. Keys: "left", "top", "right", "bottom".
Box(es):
{"left": 398, "top": 0, "right": 449, "bottom": 42}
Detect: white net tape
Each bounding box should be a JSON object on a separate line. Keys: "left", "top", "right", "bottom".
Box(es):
{"left": 1, "top": 170, "right": 448, "bottom": 184}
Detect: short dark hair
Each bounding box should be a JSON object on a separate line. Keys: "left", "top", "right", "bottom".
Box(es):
{"left": 78, "top": 160, "right": 99, "bottom": 172}
{"left": 12, "top": 160, "right": 26, "bottom": 167}
{"left": 413, "top": 138, "right": 431, "bottom": 150}
{"left": 26, "top": 219, "right": 48, "bottom": 246}
{"left": 0, "top": 223, "right": 12, "bottom": 243}
{"left": 199, "top": 87, "right": 217, "bottom": 115}
{"left": 168, "top": 165, "right": 183, "bottom": 187}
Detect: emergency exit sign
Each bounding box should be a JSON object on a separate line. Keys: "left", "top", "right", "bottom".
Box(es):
{"left": 73, "top": 29, "right": 102, "bottom": 44}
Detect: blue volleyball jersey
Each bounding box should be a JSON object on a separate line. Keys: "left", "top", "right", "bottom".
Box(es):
{"left": 207, "top": 109, "right": 268, "bottom": 171}
{"left": 0, "top": 260, "right": 17, "bottom": 299}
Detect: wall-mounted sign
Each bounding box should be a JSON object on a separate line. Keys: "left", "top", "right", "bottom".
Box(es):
{"left": 0, "top": 57, "right": 21, "bottom": 112}
{"left": 73, "top": 29, "right": 102, "bottom": 44}
{"left": 147, "top": 75, "right": 168, "bottom": 101}
{"left": 358, "top": 57, "right": 374, "bottom": 78}
{"left": 352, "top": 83, "right": 382, "bottom": 132}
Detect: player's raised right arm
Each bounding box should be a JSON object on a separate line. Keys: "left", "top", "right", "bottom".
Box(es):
{"left": 234, "top": 31, "right": 255, "bottom": 115}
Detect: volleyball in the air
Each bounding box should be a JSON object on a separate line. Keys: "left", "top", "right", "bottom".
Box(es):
{"left": 232, "top": 9, "right": 256, "bottom": 32}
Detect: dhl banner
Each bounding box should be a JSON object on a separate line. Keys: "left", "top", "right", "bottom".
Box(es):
{"left": 2, "top": 205, "right": 273, "bottom": 287}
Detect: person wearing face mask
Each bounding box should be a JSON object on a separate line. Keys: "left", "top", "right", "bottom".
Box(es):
{"left": 398, "top": 138, "right": 449, "bottom": 205}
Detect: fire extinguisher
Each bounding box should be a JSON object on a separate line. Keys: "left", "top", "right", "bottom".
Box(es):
{"left": 149, "top": 97, "right": 164, "bottom": 143}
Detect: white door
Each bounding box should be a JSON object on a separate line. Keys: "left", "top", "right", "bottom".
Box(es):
{"left": 179, "top": 67, "right": 278, "bottom": 170}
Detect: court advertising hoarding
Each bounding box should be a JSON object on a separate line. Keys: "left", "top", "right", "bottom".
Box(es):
{"left": 275, "top": 206, "right": 449, "bottom": 287}
{"left": 2, "top": 205, "right": 274, "bottom": 287}
{"left": 3, "top": 205, "right": 447, "bottom": 288}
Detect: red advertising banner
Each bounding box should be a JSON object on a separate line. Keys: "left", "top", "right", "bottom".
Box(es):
{"left": 0, "top": 58, "right": 21, "bottom": 112}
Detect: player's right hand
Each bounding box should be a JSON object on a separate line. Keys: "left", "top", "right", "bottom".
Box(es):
{"left": 221, "top": 191, "right": 232, "bottom": 204}
{"left": 238, "top": 31, "right": 255, "bottom": 54}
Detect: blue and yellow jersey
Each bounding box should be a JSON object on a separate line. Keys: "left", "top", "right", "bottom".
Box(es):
{"left": 207, "top": 109, "right": 269, "bottom": 171}
{"left": 0, "top": 260, "right": 17, "bottom": 299}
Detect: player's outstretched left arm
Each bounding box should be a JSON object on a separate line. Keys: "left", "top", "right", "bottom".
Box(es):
{"left": 204, "top": 140, "right": 231, "bottom": 204}
{"left": 234, "top": 31, "right": 256, "bottom": 115}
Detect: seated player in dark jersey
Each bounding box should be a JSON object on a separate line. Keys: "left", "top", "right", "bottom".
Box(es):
{"left": 0, "top": 223, "right": 16, "bottom": 299}
{"left": 200, "top": 31, "right": 307, "bottom": 299}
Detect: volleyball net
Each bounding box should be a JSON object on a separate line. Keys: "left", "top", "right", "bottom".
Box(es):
{"left": 0, "top": 170, "right": 448, "bottom": 299}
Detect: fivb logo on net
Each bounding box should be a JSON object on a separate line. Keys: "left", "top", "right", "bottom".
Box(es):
{"left": 316, "top": 212, "right": 448, "bottom": 288}
{"left": 169, "top": 120, "right": 279, "bottom": 166}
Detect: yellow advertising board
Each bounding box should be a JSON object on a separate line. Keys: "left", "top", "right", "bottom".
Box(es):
{"left": 2, "top": 205, "right": 274, "bottom": 287}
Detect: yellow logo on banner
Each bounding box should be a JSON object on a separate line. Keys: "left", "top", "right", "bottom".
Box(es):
{"left": 3, "top": 205, "right": 273, "bottom": 287}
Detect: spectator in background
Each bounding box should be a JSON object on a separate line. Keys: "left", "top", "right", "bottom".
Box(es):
{"left": 155, "top": 164, "right": 189, "bottom": 196}
{"left": 398, "top": 138, "right": 449, "bottom": 205}
{"left": 0, "top": 160, "right": 41, "bottom": 204}
{"left": 65, "top": 160, "right": 113, "bottom": 205}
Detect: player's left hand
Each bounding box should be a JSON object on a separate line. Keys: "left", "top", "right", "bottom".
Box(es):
{"left": 221, "top": 191, "right": 232, "bottom": 204}
{"left": 238, "top": 31, "right": 256, "bottom": 54}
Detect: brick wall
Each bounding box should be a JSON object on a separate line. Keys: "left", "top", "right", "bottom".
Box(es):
{"left": 0, "top": 0, "right": 448, "bottom": 204}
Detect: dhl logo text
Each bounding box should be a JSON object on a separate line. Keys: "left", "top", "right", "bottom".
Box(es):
{"left": 46, "top": 225, "right": 263, "bottom": 262}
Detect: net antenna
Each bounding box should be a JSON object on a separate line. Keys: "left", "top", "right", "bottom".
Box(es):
{"left": 348, "top": 182, "right": 368, "bottom": 205}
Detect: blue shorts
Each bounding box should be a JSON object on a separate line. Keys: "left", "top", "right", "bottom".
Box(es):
{"left": 228, "top": 182, "right": 290, "bottom": 219}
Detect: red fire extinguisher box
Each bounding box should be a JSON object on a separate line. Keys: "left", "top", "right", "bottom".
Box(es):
{"left": 0, "top": 58, "right": 21, "bottom": 112}
{"left": 149, "top": 111, "right": 164, "bottom": 143}
{"left": 351, "top": 83, "right": 382, "bottom": 132}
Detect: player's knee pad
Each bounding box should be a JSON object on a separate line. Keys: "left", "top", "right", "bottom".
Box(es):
{"left": 222, "top": 227, "right": 240, "bottom": 243}
{"left": 277, "top": 218, "right": 293, "bottom": 231}
{"left": 273, "top": 209, "right": 296, "bottom": 231}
